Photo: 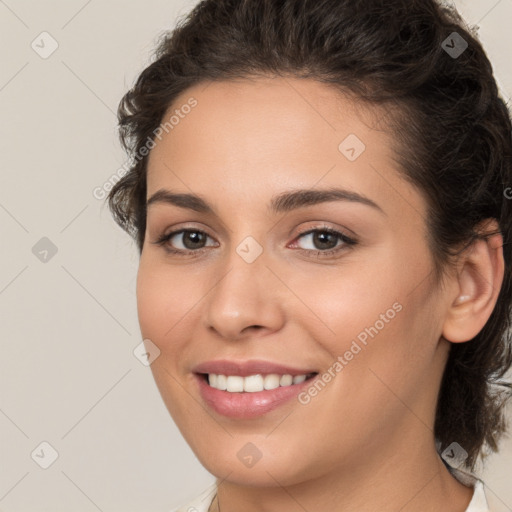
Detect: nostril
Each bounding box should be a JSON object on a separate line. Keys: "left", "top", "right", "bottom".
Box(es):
{"left": 243, "top": 325, "right": 264, "bottom": 334}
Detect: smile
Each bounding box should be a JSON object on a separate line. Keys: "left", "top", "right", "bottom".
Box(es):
{"left": 194, "top": 369, "right": 319, "bottom": 419}
{"left": 205, "top": 373, "right": 316, "bottom": 392}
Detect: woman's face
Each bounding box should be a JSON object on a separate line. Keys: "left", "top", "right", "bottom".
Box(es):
{"left": 137, "top": 77, "right": 452, "bottom": 486}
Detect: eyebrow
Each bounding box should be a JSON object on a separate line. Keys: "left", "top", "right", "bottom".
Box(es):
{"left": 146, "top": 187, "right": 385, "bottom": 216}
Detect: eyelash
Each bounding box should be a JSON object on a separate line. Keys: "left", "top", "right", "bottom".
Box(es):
{"left": 152, "top": 225, "right": 358, "bottom": 259}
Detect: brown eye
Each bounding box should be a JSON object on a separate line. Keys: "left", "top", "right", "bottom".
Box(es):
{"left": 310, "top": 231, "right": 339, "bottom": 250}
{"left": 295, "top": 228, "right": 355, "bottom": 252}
{"left": 153, "top": 229, "right": 217, "bottom": 253}
{"left": 289, "top": 226, "right": 358, "bottom": 259}
{"left": 175, "top": 230, "right": 208, "bottom": 250}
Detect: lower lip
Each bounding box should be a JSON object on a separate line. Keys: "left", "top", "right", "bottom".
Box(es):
{"left": 195, "top": 374, "right": 317, "bottom": 419}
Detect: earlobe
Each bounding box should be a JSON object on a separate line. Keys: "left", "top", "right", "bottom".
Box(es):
{"left": 442, "top": 220, "right": 504, "bottom": 344}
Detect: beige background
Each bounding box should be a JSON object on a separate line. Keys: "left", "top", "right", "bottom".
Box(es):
{"left": 0, "top": 0, "right": 511, "bottom": 510}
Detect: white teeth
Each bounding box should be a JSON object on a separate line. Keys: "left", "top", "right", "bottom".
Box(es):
{"left": 264, "top": 374, "right": 280, "bottom": 390}
{"left": 216, "top": 374, "right": 227, "bottom": 391}
{"left": 244, "top": 374, "right": 264, "bottom": 392}
{"left": 280, "top": 374, "right": 293, "bottom": 386}
{"left": 206, "top": 373, "right": 312, "bottom": 392}
{"left": 226, "top": 376, "right": 244, "bottom": 392}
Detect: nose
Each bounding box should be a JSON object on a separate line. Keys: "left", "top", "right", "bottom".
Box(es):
{"left": 202, "top": 249, "right": 286, "bottom": 341}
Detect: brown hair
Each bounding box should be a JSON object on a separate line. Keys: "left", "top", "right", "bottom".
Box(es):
{"left": 107, "top": 0, "right": 512, "bottom": 471}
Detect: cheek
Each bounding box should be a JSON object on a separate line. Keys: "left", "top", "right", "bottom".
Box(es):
{"left": 135, "top": 259, "right": 206, "bottom": 426}
{"left": 294, "top": 255, "right": 403, "bottom": 348}
{"left": 136, "top": 264, "right": 169, "bottom": 341}
{"left": 136, "top": 258, "right": 200, "bottom": 356}
{"left": 301, "top": 244, "right": 439, "bottom": 385}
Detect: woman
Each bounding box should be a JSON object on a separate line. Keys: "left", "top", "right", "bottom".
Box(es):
{"left": 107, "top": 0, "right": 512, "bottom": 510}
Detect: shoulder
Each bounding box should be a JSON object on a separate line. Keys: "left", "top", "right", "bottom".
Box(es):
{"left": 169, "top": 483, "right": 217, "bottom": 512}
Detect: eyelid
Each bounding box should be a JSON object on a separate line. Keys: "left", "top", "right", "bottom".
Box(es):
{"left": 152, "top": 225, "right": 217, "bottom": 249}
{"left": 151, "top": 221, "right": 214, "bottom": 241}
{"left": 152, "top": 222, "right": 357, "bottom": 258}
{"left": 289, "top": 225, "right": 357, "bottom": 252}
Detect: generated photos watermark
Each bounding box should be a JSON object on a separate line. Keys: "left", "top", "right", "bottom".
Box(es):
{"left": 298, "top": 301, "right": 403, "bottom": 405}
{"left": 93, "top": 97, "right": 198, "bottom": 200}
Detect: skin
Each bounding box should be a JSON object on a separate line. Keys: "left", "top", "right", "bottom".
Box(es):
{"left": 137, "top": 76, "right": 504, "bottom": 512}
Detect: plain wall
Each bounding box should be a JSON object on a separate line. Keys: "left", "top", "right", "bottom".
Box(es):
{"left": 0, "top": 0, "right": 511, "bottom": 510}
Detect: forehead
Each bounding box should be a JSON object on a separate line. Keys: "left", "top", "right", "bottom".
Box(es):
{"left": 148, "top": 76, "right": 386, "bottom": 168}
{"left": 145, "top": 77, "right": 418, "bottom": 217}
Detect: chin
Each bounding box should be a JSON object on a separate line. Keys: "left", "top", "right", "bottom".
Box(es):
{"left": 191, "top": 438, "right": 314, "bottom": 488}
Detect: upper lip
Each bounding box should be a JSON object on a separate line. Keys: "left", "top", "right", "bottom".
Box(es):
{"left": 193, "top": 359, "right": 318, "bottom": 377}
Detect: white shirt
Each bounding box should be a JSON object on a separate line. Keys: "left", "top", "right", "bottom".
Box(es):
{"left": 170, "top": 466, "right": 489, "bottom": 512}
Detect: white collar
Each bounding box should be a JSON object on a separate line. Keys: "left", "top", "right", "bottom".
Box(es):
{"left": 446, "top": 465, "right": 489, "bottom": 512}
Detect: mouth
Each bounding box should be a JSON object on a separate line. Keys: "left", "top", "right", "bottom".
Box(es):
{"left": 199, "top": 372, "right": 318, "bottom": 392}
{"left": 193, "top": 363, "right": 319, "bottom": 419}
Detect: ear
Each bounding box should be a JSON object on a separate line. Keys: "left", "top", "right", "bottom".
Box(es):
{"left": 442, "top": 219, "right": 505, "bottom": 344}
